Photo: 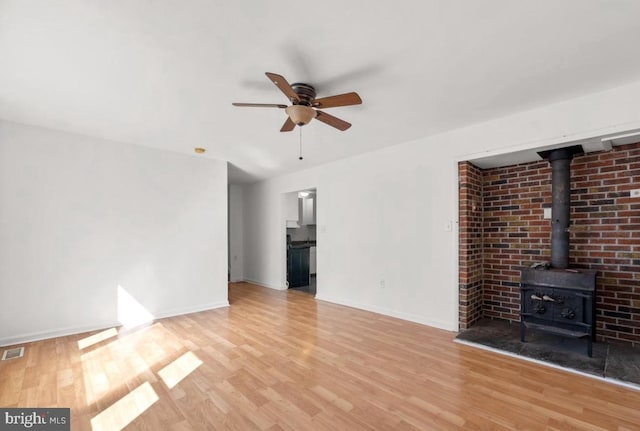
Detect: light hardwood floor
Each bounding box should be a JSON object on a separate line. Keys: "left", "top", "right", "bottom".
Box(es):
{"left": 1, "top": 282, "right": 639, "bottom": 430}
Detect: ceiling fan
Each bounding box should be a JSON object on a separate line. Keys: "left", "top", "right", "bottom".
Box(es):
{"left": 233, "top": 72, "right": 362, "bottom": 132}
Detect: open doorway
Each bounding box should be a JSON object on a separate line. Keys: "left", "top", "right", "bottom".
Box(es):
{"left": 284, "top": 188, "right": 317, "bottom": 295}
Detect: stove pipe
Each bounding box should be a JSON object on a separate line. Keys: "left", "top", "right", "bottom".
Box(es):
{"left": 538, "top": 145, "right": 583, "bottom": 269}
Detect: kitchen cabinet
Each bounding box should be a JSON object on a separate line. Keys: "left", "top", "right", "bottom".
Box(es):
{"left": 286, "top": 192, "right": 299, "bottom": 226}
{"left": 299, "top": 196, "right": 316, "bottom": 225}
{"left": 310, "top": 246, "right": 317, "bottom": 275}
{"left": 288, "top": 246, "right": 310, "bottom": 287}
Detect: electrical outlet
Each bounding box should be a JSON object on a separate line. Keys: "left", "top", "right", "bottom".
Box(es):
{"left": 380, "top": 279, "right": 385, "bottom": 289}
{"left": 631, "top": 189, "right": 640, "bottom": 198}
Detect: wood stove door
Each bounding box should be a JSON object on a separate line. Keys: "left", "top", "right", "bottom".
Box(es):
{"left": 551, "top": 289, "right": 585, "bottom": 324}
{"left": 522, "top": 286, "right": 555, "bottom": 322}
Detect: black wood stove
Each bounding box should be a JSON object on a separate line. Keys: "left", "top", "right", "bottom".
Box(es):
{"left": 520, "top": 268, "right": 596, "bottom": 356}
{"left": 519, "top": 146, "right": 597, "bottom": 357}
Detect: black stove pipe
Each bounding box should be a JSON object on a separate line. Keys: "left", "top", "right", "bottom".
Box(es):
{"left": 539, "top": 145, "right": 582, "bottom": 269}
{"left": 549, "top": 149, "right": 572, "bottom": 269}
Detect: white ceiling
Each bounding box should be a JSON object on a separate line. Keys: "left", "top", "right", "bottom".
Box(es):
{"left": 2, "top": 1, "right": 640, "bottom": 183}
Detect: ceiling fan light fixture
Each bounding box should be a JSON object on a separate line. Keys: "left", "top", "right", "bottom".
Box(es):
{"left": 286, "top": 105, "right": 316, "bottom": 126}
{"left": 233, "top": 72, "right": 359, "bottom": 132}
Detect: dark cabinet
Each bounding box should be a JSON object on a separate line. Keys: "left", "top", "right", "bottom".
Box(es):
{"left": 288, "top": 247, "right": 310, "bottom": 287}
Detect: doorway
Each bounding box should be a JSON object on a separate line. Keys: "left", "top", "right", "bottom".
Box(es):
{"left": 285, "top": 188, "right": 317, "bottom": 295}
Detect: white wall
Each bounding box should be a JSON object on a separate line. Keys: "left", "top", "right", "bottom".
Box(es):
{"left": 0, "top": 120, "right": 229, "bottom": 346}
{"left": 228, "top": 183, "right": 244, "bottom": 282}
{"left": 242, "top": 79, "right": 640, "bottom": 332}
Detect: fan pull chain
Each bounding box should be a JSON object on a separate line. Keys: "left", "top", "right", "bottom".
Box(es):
{"left": 299, "top": 127, "right": 303, "bottom": 160}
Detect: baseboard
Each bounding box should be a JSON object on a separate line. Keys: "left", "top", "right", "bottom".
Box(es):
{"left": 153, "top": 301, "right": 229, "bottom": 320}
{"left": 243, "top": 277, "right": 286, "bottom": 290}
{"left": 0, "top": 301, "right": 230, "bottom": 347}
{"left": 314, "top": 294, "right": 457, "bottom": 332}
{"left": 0, "top": 322, "right": 120, "bottom": 348}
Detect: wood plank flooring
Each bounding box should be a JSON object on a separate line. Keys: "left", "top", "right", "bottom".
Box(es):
{"left": 2, "top": 282, "right": 640, "bottom": 430}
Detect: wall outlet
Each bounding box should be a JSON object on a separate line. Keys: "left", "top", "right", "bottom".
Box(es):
{"left": 380, "top": 279, "right": 385, "bottom": 289}
{"left": 631, "top": 189, "right": 640, "bottom": 198}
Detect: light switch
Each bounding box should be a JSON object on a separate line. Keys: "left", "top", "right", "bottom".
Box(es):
{"left": 444, "top": 220, "right": 452, "bottom": 232}
{"left": 543, "top": 208, "right": 552, "bottom": 219}
{"left": 631, "top": 189, "right": 640, "bottom": 198}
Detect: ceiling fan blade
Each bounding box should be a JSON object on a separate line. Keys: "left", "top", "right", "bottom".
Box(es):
{"left": 232, "top": 103, "right": 288, "bottom": 108}
{"left": 265, "top": 72, "right": 300, "bottom": 103}
{"left": 315, "top": 110, "right": 351, "bottom": 131}
{"left": 312, "top": 92, "right": 362, "bottom": 109}
{"left": 280, "top": 117, "right": 296, "bottom": 132}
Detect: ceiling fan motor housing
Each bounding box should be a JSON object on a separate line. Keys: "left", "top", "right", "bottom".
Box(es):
{"left": 290, "top": 83, "right": 316, "bottom": 106}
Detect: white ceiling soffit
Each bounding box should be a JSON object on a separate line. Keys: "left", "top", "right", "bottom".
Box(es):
{"left": 2, "top": 1, "right": 640, "bottom": 182}
{"left": 469, "top": 129, "right": 640, "bottom": 169}
{"left": 600, "top": 130, "right": 640, "bottom": 148}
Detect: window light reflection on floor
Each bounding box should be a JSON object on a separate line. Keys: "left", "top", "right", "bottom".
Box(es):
{"left": 158, "top": 351, "right": 203, "bottom": 389}
{"left": 117, "top": 285, "right": 154, "bottom": 328}
{"left": 90, "top": 381, "right": 158, "bottom": 431}
{"left": 80, "top": 323, "right": 169, "bottom": 406}
{"left": 78, "top": 328, "right": 119, "bottom": 350}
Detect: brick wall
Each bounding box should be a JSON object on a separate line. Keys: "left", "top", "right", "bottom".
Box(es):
{"left": 458, "top": 162, "right": 484, "bottom": 330}
{"left": 458, "top": 142, "right": 640, "bottom": 347}
{"left": 482, "top": 159, "right": 551, "bottom": 322}
{"left": 570, "top": 143, "right": 640, "bottom": 345}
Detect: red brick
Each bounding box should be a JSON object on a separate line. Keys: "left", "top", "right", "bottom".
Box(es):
{"left": 458, "top": 142, "right": 640, "bottom": 347}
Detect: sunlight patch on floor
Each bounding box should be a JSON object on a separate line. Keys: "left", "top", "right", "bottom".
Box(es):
{"left": 158, "top": 351, "right": 203, "bottom": 389}
{"left": 78, "top": 328, "right": 119, "bottom": 350}
{"left": 81, "top": 323, "right": 173, "bottom": 405}
{"left": 117, "top": 285, "right": 154, "bottom": 328}
{"left": 90, "top": 381, "right": 158, "bottom": 431}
